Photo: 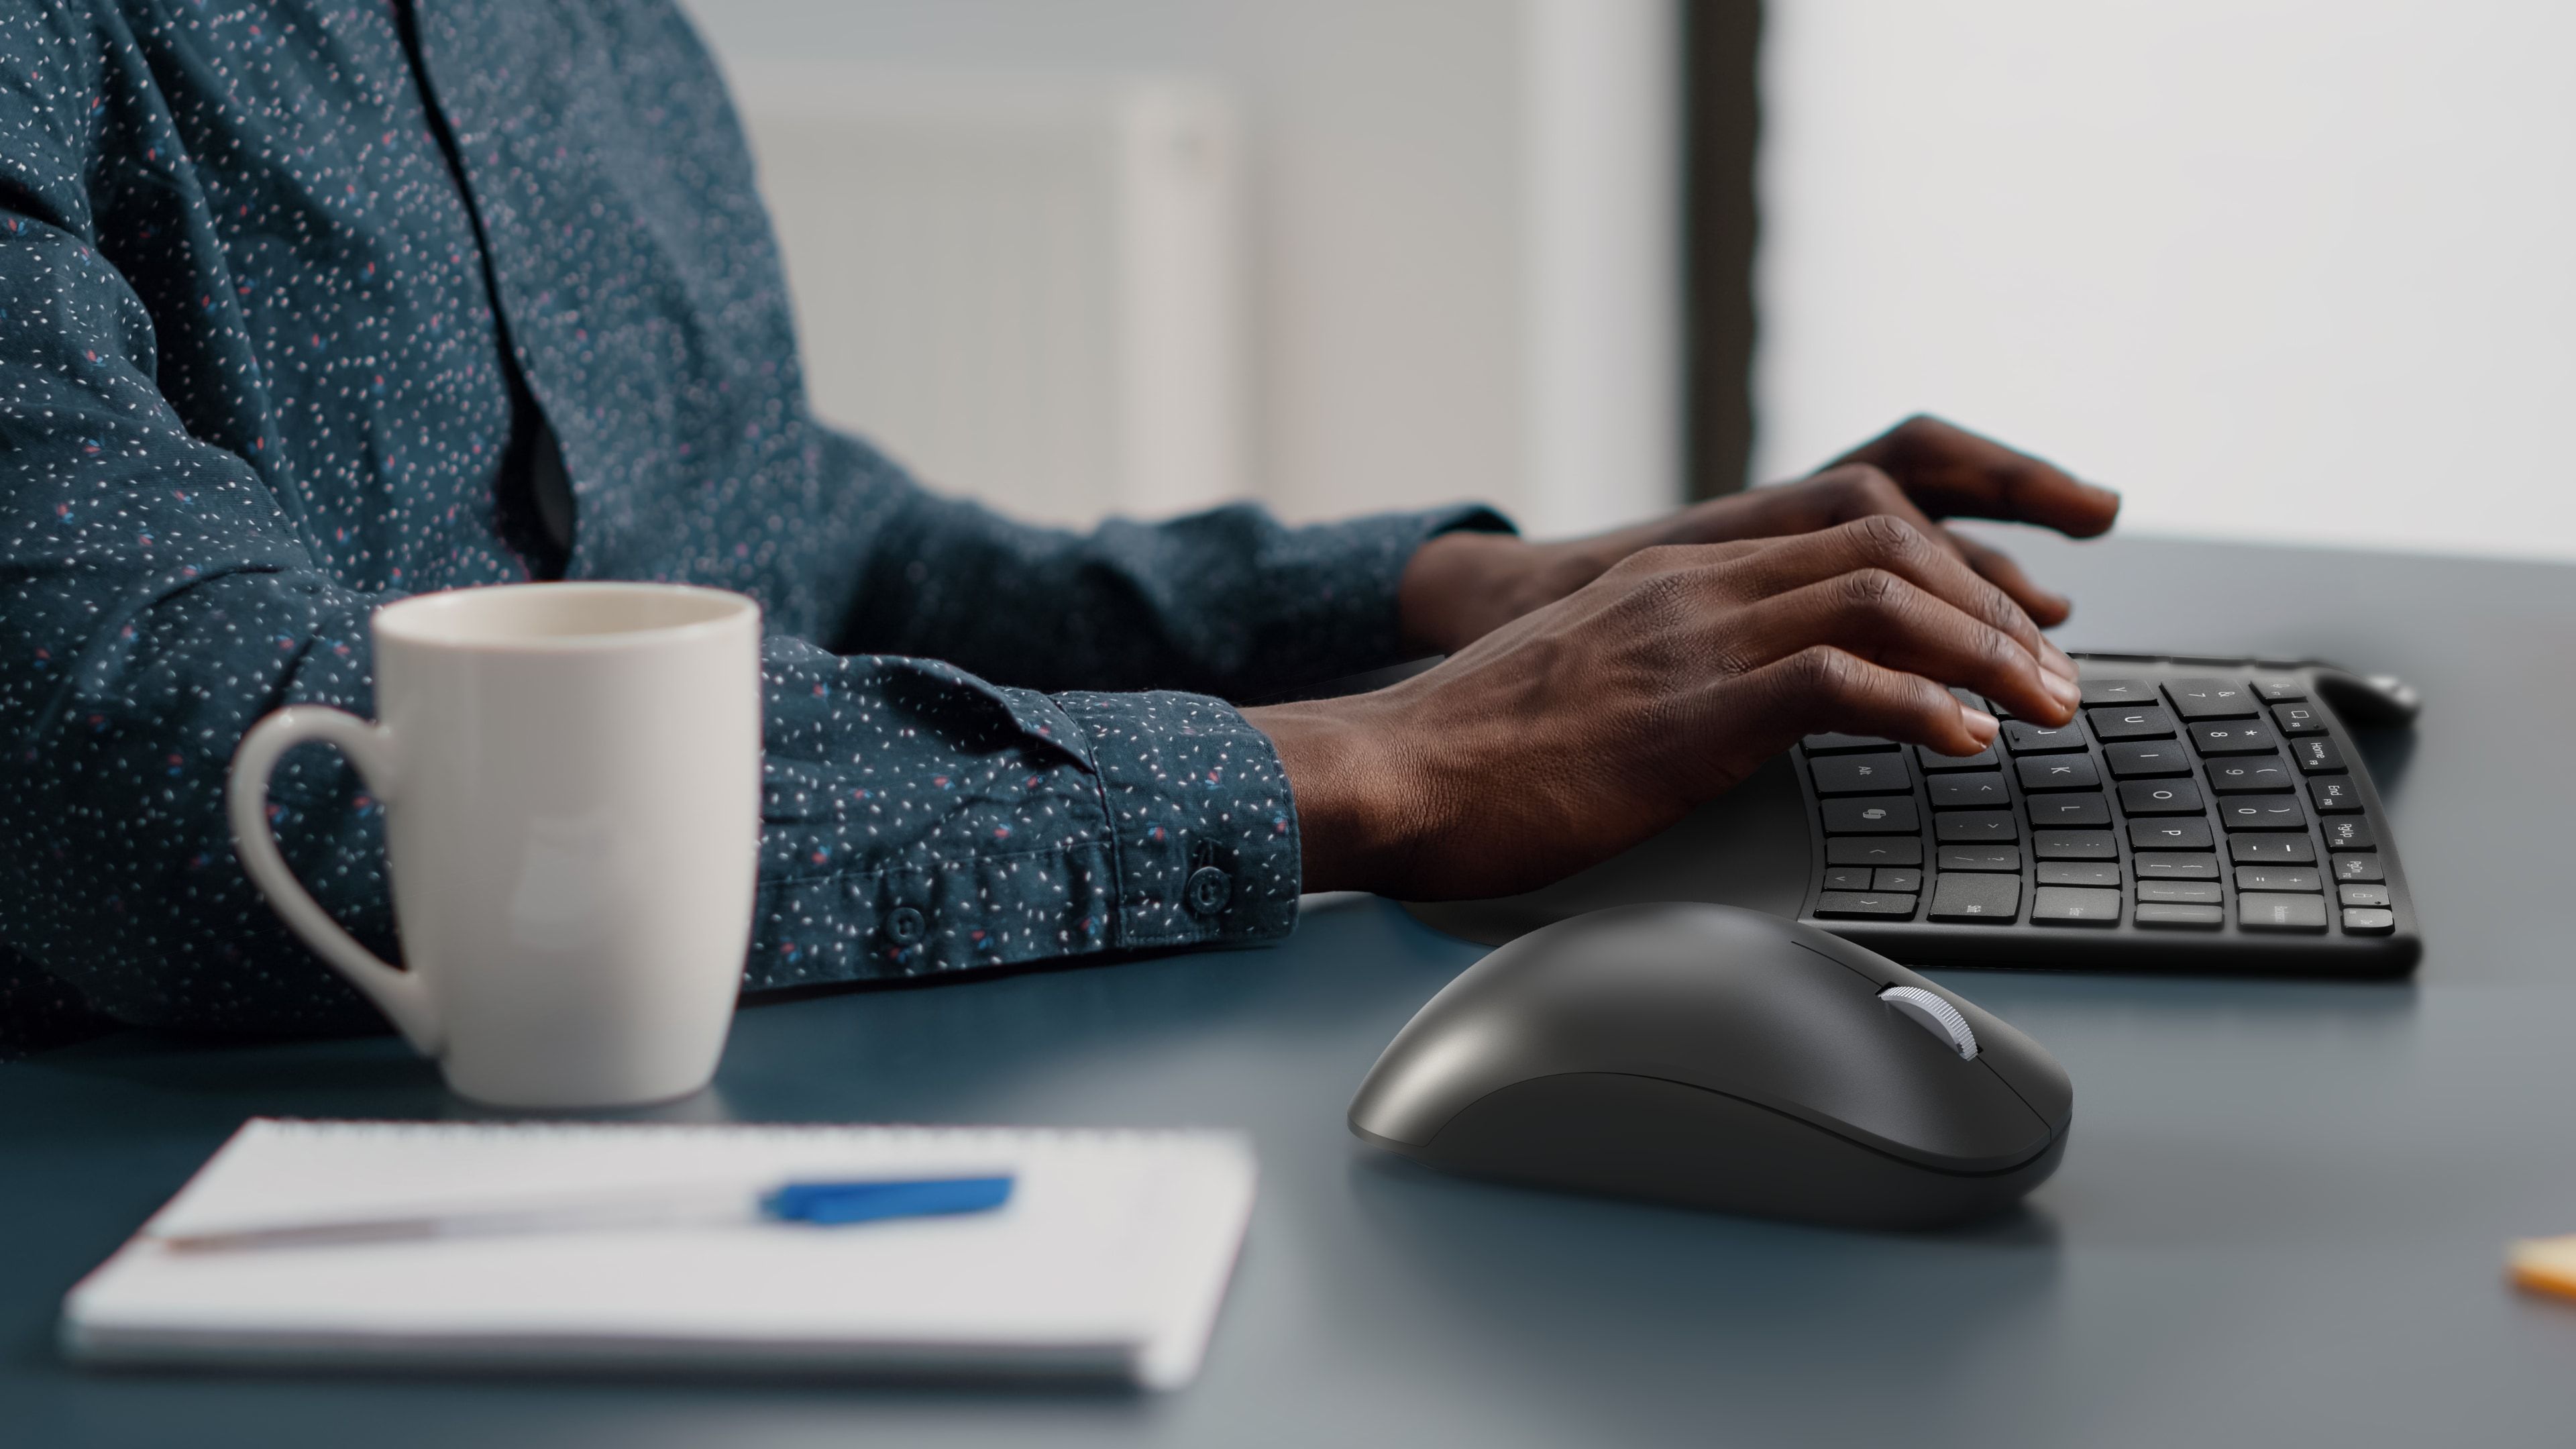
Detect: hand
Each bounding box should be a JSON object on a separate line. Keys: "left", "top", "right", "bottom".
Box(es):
{"left": 1398, "top": 415, "right": 2120, "bottom": 656}
{"left": 1252, "top": 515, "right": 2086, "bottom": 900}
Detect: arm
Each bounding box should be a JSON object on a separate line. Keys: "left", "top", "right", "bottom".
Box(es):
{"left": 830, "top": 445, "right": 1509, "bottom": 700}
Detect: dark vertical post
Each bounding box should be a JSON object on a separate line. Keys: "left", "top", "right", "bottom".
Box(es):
{"left": 1683, "top": 0, "right": 1762, "bottom": 499}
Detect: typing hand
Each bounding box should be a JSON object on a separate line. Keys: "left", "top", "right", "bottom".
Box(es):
{"left": 1398, "top": 415, "right": 2121, "bottom": 655}
{"left": 1252, "top": 517, "right": 2083, "bottom": 900}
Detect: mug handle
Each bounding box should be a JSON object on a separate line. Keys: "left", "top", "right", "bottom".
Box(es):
{"left": 226, "top": 706, "right": 443, "bottom": 1056}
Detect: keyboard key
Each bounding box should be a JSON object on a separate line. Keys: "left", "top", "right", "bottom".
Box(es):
{"left": 1811, "top": 751, "right": 1911, "bottom": 795}
{"left": 2271, "top": 702, "right": 2326, "bottom": 735}
{"left": 2219, "top": 796, "right": 2306, "bottom": 830}
{"left": 2138, "top": 879, "right": 2222, "bottom": 904}
{"left": 2230, "top": 835, "right": 2316, "bottom": 864}
{"left": 2205, "top": 756, "right": 2294, "bottom": 793}
{"left": 1873, "top": 868, "right": 1923, "bottom": 893}
{"left": 1823, "top": 797, "right": 1919, "bottom": 833}
{"left": 1917, "top": 742, "right": 2002, "bottom": 771}
{"left": 2190, "top": 720, "right": 2281, "bottom": 755}
{"left": 2118, "top": 779, "right": 2205, "bottom": 815}
{"left": 2033, "top": 886, "right": 2121, "bottom": 926}
{"left": 1823, "top": 867, "right": 1872, "bottom": 890}
{"left": 1927, "top": 771, "right": 2010, "bottom": 808}
{"left": 2166, "top": 678, "right": 2258, "bottom": 718}
{"left": 1929, "top": 873, "right": 2021, "bottom": 922}
{"left": 2001, "top": 720, "right": 2087, "bottom": 754}
{"left": 2293, "top": 737, "right": 2345, "bottom": 773}
{"left": 2129, "top": 818, "right": 2214, "bottom": 851}
{"left": 2331, "top": 853, "right": 2383, "bottom": 883}
{"left": 1805, "top": 732, "right": 1893, "bottom": 754}
{"left": 2320, "top": 818, "right": 2377, "bottom": 851}
{"left": 1935, "top": 810, "right": 2017, "bottom": 843}
{"left": 2253, "top": 677, "right": 2308, "bottom": 702}
{"left": 2339, "top": 883, "right": 2392, "bottom": 908}
{"left": 2341, "top": 906, "right": 2397, "bottom": 935}
{"left": 1816, "top": 891, "right": 1917, "bottom": 919}
{"left": 2026, "top": 794, "right": 2110, "bottom": 828}
{"left": 2079, "top": 678, "right": 2157, "bottom": 706}
{"left": 2135, "top": 852, "right": 2220, "bottom": 879}
{"left": 2034, "top": 828, "right": 2118, "bottom": 860}
{"left": 2308, "top": 777, "right": 2363, "bottom": 813}
{"left": 1829, "top": 838, "right": 1922, "bottom": 867}
{"left": 2017, "top": 755, "right": 2102, "bottom": 792}
{"left": 2137, "top": 902, "right": 2225, "bottom": 929}
{"left": 2235, "top": 865, "right": 2322, "bottom": 892}
{"left": 2038, "top": 861, "right": 2121, "bottom": 887}
{"left": 1937, "top": 845, "right": 2021, "bottom": 872}
{"left": 2086, "top": 705, "right": 2178, "bottom": 741}
{"left": 2239, "top": 892, "right": 2328, "bottom": 932}
{"left": 2104, "top": 741, "right": 2194, "bottom": 777}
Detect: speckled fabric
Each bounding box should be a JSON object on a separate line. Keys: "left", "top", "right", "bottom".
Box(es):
{"left": 0, "top": 0, "right": 1506, "bottom": 1046}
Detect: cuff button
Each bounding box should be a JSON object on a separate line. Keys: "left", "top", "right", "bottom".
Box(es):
{"left": 885, "top": 905, "right": 927, "bottom": 946}
{"left": 1184, "top": 865, "right": 1232, "bottom": 916}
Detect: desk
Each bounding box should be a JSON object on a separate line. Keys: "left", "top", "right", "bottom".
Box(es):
{"left": 10, "top": 531, "right": 2576, "bottom": 1447}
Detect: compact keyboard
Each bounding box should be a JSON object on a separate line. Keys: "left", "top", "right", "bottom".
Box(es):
{"left": 1792, "top": 654, "right": 2422, "bottom": 977}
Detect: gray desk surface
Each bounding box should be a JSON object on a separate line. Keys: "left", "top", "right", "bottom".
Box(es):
{"left": 11, "top": 530, "right": 2576, "bottom": 1448}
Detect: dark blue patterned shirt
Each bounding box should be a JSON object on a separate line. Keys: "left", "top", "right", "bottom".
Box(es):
{"left": 0, "top": 0, "right": 1502, "bottom": 1046}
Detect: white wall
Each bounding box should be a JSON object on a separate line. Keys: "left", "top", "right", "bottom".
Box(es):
{"left": 679, "top": 0, "right": 1679, "bottom": 534}
{"left": 1759, "top": 0, "right": 2576, "bottom": 560}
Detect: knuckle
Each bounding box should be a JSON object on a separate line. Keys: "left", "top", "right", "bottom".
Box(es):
{"left": 1839, "top": 566, "right": 1908, "bottom": 613}
{"left": 1784, "top": 644, "right": 1860, "bottom": 699}
{"left": 1847, "top": 511, "right": 1925, "bottom": 560}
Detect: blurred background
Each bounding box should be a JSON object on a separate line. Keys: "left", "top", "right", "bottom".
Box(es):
{"left": 682, "top": 0, "right": 2576, "bottom": 559}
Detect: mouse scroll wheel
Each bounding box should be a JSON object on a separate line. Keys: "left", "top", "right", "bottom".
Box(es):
{"left": 1879, "top": 986, "right": 1979, "bottom": 1061}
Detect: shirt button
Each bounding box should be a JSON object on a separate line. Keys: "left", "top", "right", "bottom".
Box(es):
{"left": 1184, "top": 866, "right": 1232, "bottom": 917}
{"left": 885, "top": 906, "right": 926, "bottom": 946}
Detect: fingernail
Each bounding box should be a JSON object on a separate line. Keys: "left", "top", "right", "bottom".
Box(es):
{"left": 1960, "top": 706, "right": 1998, "bottom": 743}
{"left": 2041, "top": 639, "right": 2080, "bottom": 680}
{"left": 2044, "top": 671, "right": 2081, "bottom": 710}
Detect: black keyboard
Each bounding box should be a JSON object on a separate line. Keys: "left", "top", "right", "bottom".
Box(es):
{"left": 1793, "top": 654, "right": 2421, "bottom": 977}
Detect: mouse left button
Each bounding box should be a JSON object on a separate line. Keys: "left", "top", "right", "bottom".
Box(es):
{"left": 1878, "top": 986, "right": 1978, "bottom": 1061}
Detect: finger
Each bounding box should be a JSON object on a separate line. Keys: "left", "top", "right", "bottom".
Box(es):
{"left": 1698, "top": 517, "right": 2081, "bottom": 714}
{"left": 1701, "top": 645, "right": 1997, "bottom": 761}
{"left": 1715, "top": 570, "right": 2070, "bottom": 730}
{"left": 1947, "top": 525, "right": 2072, "bottom": 628}
{"left": 1834, "top": 415, "right": 2121, "bottom": 538}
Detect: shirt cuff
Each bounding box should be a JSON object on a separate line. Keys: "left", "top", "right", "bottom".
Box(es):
{"left": 1278, "top": 502, "right": 1517, "bottom": 676}
{"left": 1049, "top": 689, "right": 1301, "bottom": 950}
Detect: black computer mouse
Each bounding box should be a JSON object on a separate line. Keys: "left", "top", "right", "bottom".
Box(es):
{"left": 1349, "top": 902, "right": 2072, "bottom": 1230}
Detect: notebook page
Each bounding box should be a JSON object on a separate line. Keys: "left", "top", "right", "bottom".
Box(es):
{"left": 63, "top": 1118, "right": 1255, "bottom": 1388}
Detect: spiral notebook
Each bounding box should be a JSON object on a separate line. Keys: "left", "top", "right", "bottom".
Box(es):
{"left": 61, "top": 1118, "right": 1256, "bottom": 1390}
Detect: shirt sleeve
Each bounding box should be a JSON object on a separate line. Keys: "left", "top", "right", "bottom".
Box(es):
{"left": 826, "top": 427, "right": 1513, "bottom": 700}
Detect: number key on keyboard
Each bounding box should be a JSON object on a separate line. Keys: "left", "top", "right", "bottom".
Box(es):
{"left": 2219, "top": 797, "right": 2306, "bottom": 830}
{"left": 2167, "top": 679, "right": 2258, "bottom": 718}
{"left": 2206, "top": 756, "right": 2294, "bottom": 792}
{"left": 2192, "top": 720, "right": 2281, "bottom": 755}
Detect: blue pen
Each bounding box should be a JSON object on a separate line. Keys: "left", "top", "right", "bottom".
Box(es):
{"left": 153, "top": 1174, "right": 1016, "bottom": 1253}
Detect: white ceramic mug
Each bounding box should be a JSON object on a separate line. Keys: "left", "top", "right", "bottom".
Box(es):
{"left": 227, "top": 582, "right": 764, "bottom": 1109}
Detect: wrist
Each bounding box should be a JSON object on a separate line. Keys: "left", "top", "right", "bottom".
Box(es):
{"left": 1397, "top": 530, "right": 1536, "bottom": 656}
{"left": 1244, "top": 698, "right": 1426, "bottom": 895}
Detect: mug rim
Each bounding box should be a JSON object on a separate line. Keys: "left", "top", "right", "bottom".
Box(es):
{"left": 374, "top": 582, "right": 761, "bottom": 653}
